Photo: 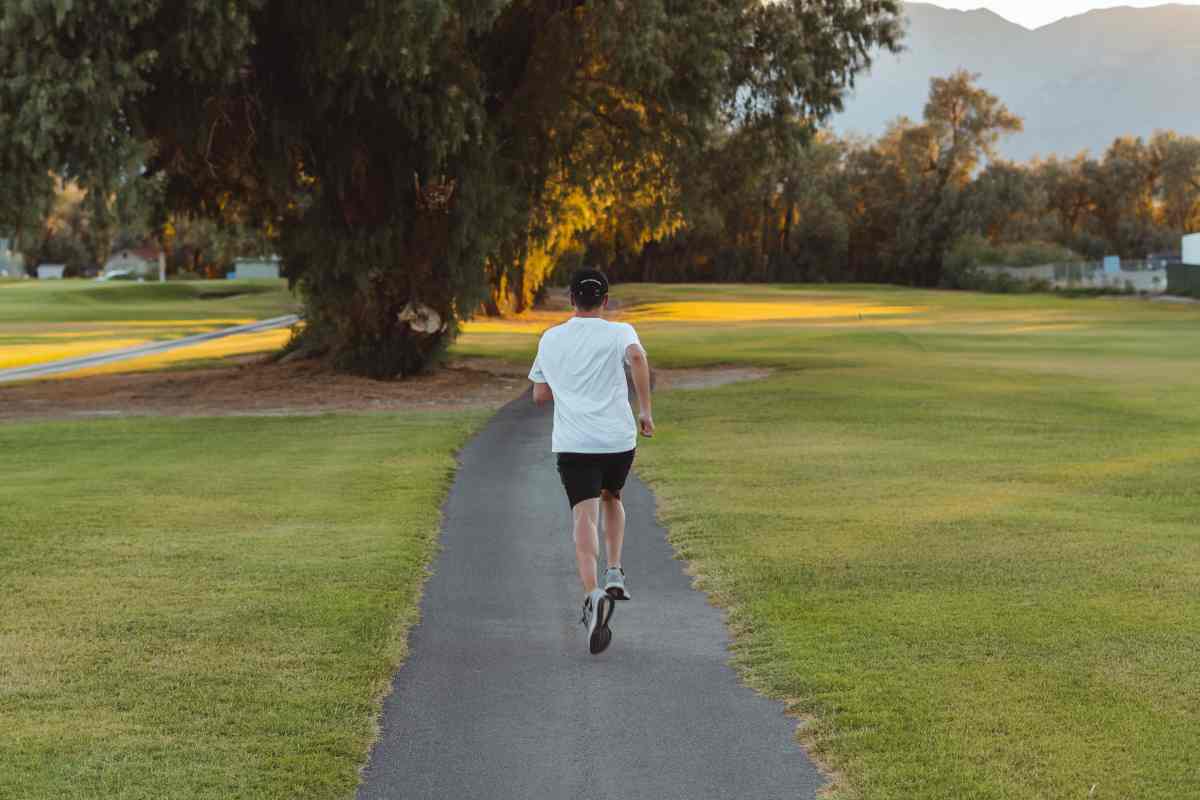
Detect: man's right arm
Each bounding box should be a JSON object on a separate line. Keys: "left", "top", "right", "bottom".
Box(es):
{"left": 626, "top": 344, "right": 655, "bottom": 437}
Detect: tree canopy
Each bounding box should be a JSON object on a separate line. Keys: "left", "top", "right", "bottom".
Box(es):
{"left": 1, "top": 0, "right": 901, "bottom": 376}
{"left": 595, "top": 71, "right": 1199, "bottom": 288}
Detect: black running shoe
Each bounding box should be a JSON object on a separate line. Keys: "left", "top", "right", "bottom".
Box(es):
{"left": 580, "top": 588, "right": 615, "bottom": 654}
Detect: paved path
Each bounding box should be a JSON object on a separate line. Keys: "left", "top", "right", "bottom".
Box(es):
{"left": 358, "top": 395, "right": 823, "bottom": 800}
{"left": 0, "top": 315, "right": 299, "bottom": 383}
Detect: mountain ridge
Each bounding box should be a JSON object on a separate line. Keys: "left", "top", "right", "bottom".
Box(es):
{"left": 832, "top": 2, "right": 1200, "bottom": 160}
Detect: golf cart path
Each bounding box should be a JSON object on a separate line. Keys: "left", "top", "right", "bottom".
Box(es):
{"left": 357, "top": 394, "right": 823, "bottom": 800}
{"left": 0, "top": 314, "right": 298, "bottom": 383}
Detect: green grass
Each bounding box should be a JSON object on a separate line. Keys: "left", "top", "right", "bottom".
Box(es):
{"left": 455, "top": 284, "right": 1200, "bottom": 798}
{"left": 0, "top": 411, "right": 486, "bottom": 799}
{"left": 0, "top": 279, "right": 298, "bottom": 324}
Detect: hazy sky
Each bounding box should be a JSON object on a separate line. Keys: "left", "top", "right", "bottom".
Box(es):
{"left": 922, "top": 0, "right": 1200, "bottom": 29}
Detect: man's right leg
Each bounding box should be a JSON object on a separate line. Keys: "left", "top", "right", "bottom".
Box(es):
{"left": 573, "top": 498, "right": 602, "bottom": 593}
{"left": 573, "top": 497, "right": 615, "bottom": 654}
{"left": 558, "top": 453, "right": 615, "bottom": 653}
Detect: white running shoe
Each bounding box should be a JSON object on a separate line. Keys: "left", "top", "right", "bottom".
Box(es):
{"left": 580, "top": 587, "right": 614, "bottom": 654}
{"left": 603, "top": 566, "right": 631, "bottom": 601}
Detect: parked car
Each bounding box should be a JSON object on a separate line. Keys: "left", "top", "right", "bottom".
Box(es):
{"left": 95, "top": 270, "right": 136, "bottom": 281}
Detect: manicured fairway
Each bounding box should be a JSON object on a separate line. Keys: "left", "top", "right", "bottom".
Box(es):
{"left": 455, "top": 285, "right": 1200, "bottom": 799}
{"left": 0, "top": 279, "right": 297, "bottom": 323}
{"left": 0, "top": 412, "right": 485, "bottom": 799}
{"left": 0, "top": 280, "right": 299, "bottom": 370}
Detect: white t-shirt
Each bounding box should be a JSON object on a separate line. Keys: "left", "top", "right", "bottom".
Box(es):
{"left": 528, "top": 317, "right": 643, "bottom": 453}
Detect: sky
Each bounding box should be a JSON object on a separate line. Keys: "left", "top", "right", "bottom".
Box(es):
{"left": 921, "top": 0, "right": 1200, "bottom": 29}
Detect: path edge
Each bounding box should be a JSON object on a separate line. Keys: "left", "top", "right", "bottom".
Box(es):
{"left": 633, "top": 461, "right": 847, "bottom": 800}
{"left": 350, "top": 405, "right": 502, "bottom": 792}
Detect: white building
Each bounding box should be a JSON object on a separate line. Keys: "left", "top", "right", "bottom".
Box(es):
{"left": 1183, "top": 233, "right": 1200, "bottom": 266}
{"left": 37, "top": 264, "right": 65, "bottom": 280}
{"left": 233, "top": 256, "right": 281, "bottom": 280}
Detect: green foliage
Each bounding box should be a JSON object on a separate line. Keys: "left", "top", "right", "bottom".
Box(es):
{"left": 608, "top": 71, "right": 1024, "bottom": 288}
{"left": 9, "top": 163, "right": 161, "bottom": 275}
{"left": 166, "top": 215, "right": 270, "bottom": 278}
{"left": 611, "top": 76, "right": 1200, "bottom": 291}
{"left": 1, "top": 0, "right": 902, "bottom": 377}
{"left": 946, "top": 233, "right": 1078, "bottom": 269}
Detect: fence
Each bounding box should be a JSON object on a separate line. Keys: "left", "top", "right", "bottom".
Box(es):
{"left": 977, "top": 260, "right": 1168, "bottom": 293}
{"left": 1167, "top": 263, "right": 1200, "bottom": 296}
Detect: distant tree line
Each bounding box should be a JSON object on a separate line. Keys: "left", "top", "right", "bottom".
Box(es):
{"left": 9, "top": 170, "right": 272, "bottom": 279}
{"left": 562, "top": 70, "right": 1200, "bottom": 290}
{"left": 19, "top": 68, "right": 1195, "bottom": 303}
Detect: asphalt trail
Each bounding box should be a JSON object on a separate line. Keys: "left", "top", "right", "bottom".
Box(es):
{"left": 358, "top": 394, "right": 823, "bottom": 800}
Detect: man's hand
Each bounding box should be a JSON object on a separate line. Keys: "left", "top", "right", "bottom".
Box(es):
{"left": 638, "top": 412, "right": 655, "bottom": 437}
{"left": 532, "top": 382, "right": 553, "bottom": 406}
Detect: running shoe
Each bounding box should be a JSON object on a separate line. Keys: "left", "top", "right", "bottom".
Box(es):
{"left": 580, "top": 587, "right": 615, "bottom": 654}
{"left": 603, "top": 566, "right": 631, "bottom": 601}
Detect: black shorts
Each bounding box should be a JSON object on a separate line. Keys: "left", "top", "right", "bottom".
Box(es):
{"left": 556, "top": 449, "right": 636, "bottom": 509}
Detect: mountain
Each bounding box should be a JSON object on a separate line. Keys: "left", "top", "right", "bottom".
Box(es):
{"left": 831, "top": 3, "right": 1200, "bottom": 161}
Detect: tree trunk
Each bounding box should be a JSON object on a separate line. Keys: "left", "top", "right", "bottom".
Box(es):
{"left": 284, "top": 194, "right": 458, "bottom": 379}
{"left": 761, "top": 193, "right": 772, "bottom": 281}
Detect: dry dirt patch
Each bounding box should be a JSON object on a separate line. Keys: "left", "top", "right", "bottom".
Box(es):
{"left": 0, "top": 357, "right": 529, "bottom": 423}
{"left": 655, "top": 366, "right": 772, "bottom": 390}
{"left": 0, "top": 354, "right": 771, "bottom": 424}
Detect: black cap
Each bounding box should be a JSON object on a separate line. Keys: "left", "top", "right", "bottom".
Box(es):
{"left": 570, "top": 269, "right": 609, "bottom": 305}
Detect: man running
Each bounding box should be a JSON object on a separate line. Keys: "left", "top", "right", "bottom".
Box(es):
{"left": 528, "top": 269, "right": 655, "bottom": 655}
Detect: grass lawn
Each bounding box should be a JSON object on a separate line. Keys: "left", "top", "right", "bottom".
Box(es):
{"left": 0, "top": 280, "right": 299, "bottom": 371}
{"left": 454, "top": 284, "right": 1200, "bottom": 799}
{"left": 0, "top": 411, "right": 485, "bottom": 799}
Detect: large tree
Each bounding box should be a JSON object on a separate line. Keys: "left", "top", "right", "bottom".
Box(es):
{"left": 888, "top": 70, "right": 1022, "bottom": 285}
{"left": 1, "top": 0, "right": 900, "bottom": 376}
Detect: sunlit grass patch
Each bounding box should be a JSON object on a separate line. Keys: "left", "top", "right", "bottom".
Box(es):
{"left": 52, "top": 318, "right": 257, "bottom": 329}
{"left": 0, "top": 338, "right": 150, "bottom": 370}
{"left": 622, "top": 300, "right": 925, "bottom": 323}
{"left": 460, "top": 310, "right": 567, "bottom": 334}
{"left": 0, "top": 322, "right": 292, "bottom": 375}
{"left": 54, "top": 328, "right": 295, "bottom": 379}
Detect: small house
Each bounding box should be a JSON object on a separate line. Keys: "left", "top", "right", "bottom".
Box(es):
{"left": 102, "top": 246, "right": 162, "bottom": 278}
